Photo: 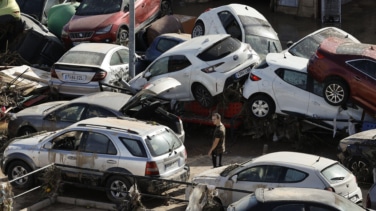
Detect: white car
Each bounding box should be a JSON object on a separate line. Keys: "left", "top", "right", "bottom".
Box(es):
{"left": 191, "top": 3, "right": 282, "bottom": 58}
{"left": 284, "top": 26, "right": 360, "bottom": 59}
{"left": 129, "top": 34, "right": 260, "bottom": 108}
{"left": 49, "top": 42, "right": 135, "bottom": 97}
{"left": 186, "top": 151, "right": 363, "bottom": 207}
{"left": 242, "top": 52, "right": 374, "bottom": 130}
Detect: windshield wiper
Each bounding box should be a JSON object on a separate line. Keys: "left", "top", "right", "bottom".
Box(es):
{"left": 330, "top": 176, "right": 345, "bottom": 181}
{"left": 168, "top": 141, "right": 176, "bottom": 156}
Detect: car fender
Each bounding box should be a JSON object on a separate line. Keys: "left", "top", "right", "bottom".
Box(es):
{"left": 101, "top": 167, "right": 133, "bottom": 186}
{"left": 3, "top": 152, "right": 38, "bottom": 174}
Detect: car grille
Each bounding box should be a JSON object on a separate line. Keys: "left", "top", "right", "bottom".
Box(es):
{"left": 69, "top": 32, "right": 94, "bottom": 40}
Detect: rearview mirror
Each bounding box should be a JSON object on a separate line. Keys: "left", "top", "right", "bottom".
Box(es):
{"left": 44, "top": 142, "right": 53, "bottom": 149}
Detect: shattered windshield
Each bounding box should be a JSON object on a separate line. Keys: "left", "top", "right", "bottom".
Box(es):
{"left": 238, "top": 15, "right": 282, "bottom": 57}
{"left": 76, "top": 0, "right": 123, "bottom": 16}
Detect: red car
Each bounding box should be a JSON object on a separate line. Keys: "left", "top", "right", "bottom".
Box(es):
{"left": 307, "top": 36, "right": 376, "bottom": 114}
{"left": 61, "top": 0, "right": 172, "bottom": 49}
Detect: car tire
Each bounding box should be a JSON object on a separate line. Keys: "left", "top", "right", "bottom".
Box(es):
{"left": 348, "top": 158, "right": 372, "bottom": 182}
{"left": 160, "top": 0, "right": 173, "bottom": 17}
{"left": 117, "top": 28, "right": 129, "bottom": 46}
{"left": 192, "top": 84, "right": 215, "bottom": 108}
{"left": 323, "top": 79, "right": 348, "bottom": 106}
{"left": 192, "top": 21, "right": 205, "bottom": 38}
{"left": 105, "top": 175, "right": 132, "bottom": 203}
{"left": 18, "top": 126, "right": 36, "bottom": 136}
{"left": 7, "top": 161, "right": 34, "bottom": 189}
{"left": 248, "top": 95, "right": 275, "bottom": 118}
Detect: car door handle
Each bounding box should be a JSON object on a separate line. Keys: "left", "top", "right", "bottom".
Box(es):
{"left": 354, "top": 76, "right": 361, "bottom": 81}
{"left": 107, "top": 160, "right": 117, "bottom": 164}
{"left": 67, "top": 156, "right": 76, "bottom": 160}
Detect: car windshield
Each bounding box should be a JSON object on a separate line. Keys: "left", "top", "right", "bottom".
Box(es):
{"left": 288, "top": 28, "right": 359, "bottom": 59}
{"left": 238, "top": 15, "right": 282, "bottom": 56}
{"left": 145, "top": 129, "right": 182, "bottom": 157}
{"left": 76, "top": 0, "right": 123, "bottom": 16}
{"left": 59, "top": 51, "right": 104, "bottom": 66}
{"left": 321, "top": 163, "right": 350, "bottom": 184}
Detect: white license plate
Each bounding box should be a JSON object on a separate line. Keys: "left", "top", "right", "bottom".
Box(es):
{"left": 63, "top": 73, "right": 87, "bottom": 81}
{"left": 235, "top": 66, "right": 251, "bottom": 78}
{"left": 349, "top": 195, "right": 358, "bottom": 203}
{"left": 165, "top": 160, "right": 179, "bottom": 171}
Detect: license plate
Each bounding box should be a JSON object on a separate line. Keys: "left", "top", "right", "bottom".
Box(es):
{"left": 63, "top": 73, "right": 87, "bottom": 81}
{"left": 349, "top": 195, "right": 358, "bottom": 203}
{"left": 165, "top": 160, "right": 179, "bottom": 171}
{"left": 235, "top": 66, "right": 251, "bottom": 78}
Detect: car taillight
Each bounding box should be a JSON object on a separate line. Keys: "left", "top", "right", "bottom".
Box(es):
{"left": 145, "top": 161, "right": 160, "bottom": 176}
{"left": 92, "top": 71, "right": 107, "bottom": 81}
{"left": 315, "top": 51, "right": 324, "bottom": 59}
{"left": 51, "top": 66, "right": 58, "bottom": 78}
{"left": 325, "top": 187, "right": 335, "bottom": 192}
{"left": 201, "top": 62, "right": 224, "bottom": 73}
{"left": 249, "top": 73, "right": 261, "bottom": 81}
{"left": 366, "top": 193, "right": 371, "bottom": 208}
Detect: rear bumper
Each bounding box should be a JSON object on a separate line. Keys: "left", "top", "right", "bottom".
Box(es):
{"left": 50, "top": 80, "right": 102, "bottom": 96}
{"left": 138, "top": 165, "right": 190, "bottom": 194}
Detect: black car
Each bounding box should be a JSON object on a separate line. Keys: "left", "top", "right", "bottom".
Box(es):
{"left": 227, "top": 187, "right": 366, "bottom": 211}
{"left": 337, "top": 128, "right": 376, "bottom": 182}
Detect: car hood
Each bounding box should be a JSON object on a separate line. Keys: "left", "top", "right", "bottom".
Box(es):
{"left": 339, "top": 129, "right": 376, "bottom": 150}
{"left": 14, "top": 101, "right": 67, "bottom": 117}
{"left": 122, "top": 77, "right": 181, "bottom": 111}
{"left": 7, "top": 132, "right": 53, "bottom": 149}
{"left": 192, "top": 166, "right": 227, "bottom": 181}
{"left": 67, "top": 13, "right": 121, "bottom": 31}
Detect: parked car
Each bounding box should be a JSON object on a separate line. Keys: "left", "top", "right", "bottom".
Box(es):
{"left": 227, "top": 187, "right": 367, "bottom": 211}
{"left": 185, "top": 151, "right": 363, "bottom": 207}
{"left": 129, "top": 34, "right": 260, "bottom": 108}
{"left": 61, "top": 0, "right": 172, "bottom": 49}
{"left": 191, "top": 3, "right": 282, "bottom": 58}
{"left": 49, "top": 42, "right": 137, "bottom": 97}
{"left": 242, "top": 52, "right": 372, "bottom": 131}
{"left": 366, "top": 183, "right": 376, "bottom": 209}
{"left": 8, "top": 77, "right": 185, "bottom": 142}
{"left": 307, "top": 37, "right": 376, "bottom": 114}
{"left": 16, "top": 0, "right": 70, "bottom": 25}
{"left": 284, "top": 26, "right": 360, "bottom": 59}
{"left": 337, "top": 129, "right": 376, "bottom": 182}
{"left": 1, "top": 116, "right": 189, "bottom": 202}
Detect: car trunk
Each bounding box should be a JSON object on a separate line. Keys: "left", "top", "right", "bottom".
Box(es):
{"left": 53, "top": 64, "right": 101, "bottom": 83}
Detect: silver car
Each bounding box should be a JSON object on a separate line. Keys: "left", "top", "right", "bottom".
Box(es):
{"left": 8, "top": 78, "right": 185, "bottom": 142}
{"left": 1, "top": 117, "right": 189, "bottom": 203}
{"left": 49, "top": 42, "right": 134, "bottom": 97}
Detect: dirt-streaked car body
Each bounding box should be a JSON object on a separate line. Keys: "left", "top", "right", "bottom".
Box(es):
{"left": 191, "top": 3, "right": 282, "bottom": 58}
{"left": 129, "top": 34, "right": 260, "bottom": 108}
{"left": 307, "top": 37, "right": 376, "bottom": 113}
{"left": 186, "top": 151, "right": 363, "bottom": 207}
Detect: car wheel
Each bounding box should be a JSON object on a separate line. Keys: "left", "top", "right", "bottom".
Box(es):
{"left": 105, "top": 175, "right": 132, "bottom": 203}
{"left": 323, "top": 79, "right": 348, "bottom": 106}
{"left": 192, "top": 84, "right": 215, "bottom": 108}
{"left": 18, "top": 126, "right": 36, "bottom": 136}
{"left": 192, "top": 21, "right": 205, "bottom": 38}
{"left": 248, "top": 95, "right": 275, "bottom": 118}
{"left": 117, "top": 28, "right": 129, "bottom": 46}
{"left": 7, "top": 161, "right": 34, "bottom": 189}
{"left": 348, "top": 158, "right": 372, "bottom": 182}
{"left": 160, "top": 0, "right": 173, "bottom": 17}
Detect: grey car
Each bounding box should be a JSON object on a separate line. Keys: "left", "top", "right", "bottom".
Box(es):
{"left": 8, "top": 78, "right": 185, "bottom": 142}
{"left": 366, "top": 182, "right": 376, "bottom": 209}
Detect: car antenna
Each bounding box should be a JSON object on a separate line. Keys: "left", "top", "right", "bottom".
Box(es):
{"left": 316, "top": 156, "right": 321, "bottom": 162}
{"left": 284, "top": 53, "right": 286, "bottom": 59}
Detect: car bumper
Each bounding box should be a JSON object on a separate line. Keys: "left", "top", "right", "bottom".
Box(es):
{"left": 139, "top": 165, "right": 190, "bottom": 194}
{"left": 347, "top": 187, "right": 363, "bottom": 204}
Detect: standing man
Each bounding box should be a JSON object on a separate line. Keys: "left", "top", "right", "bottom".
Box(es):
{"left": 208, "top": 113, "right": 226, "bottom": 168}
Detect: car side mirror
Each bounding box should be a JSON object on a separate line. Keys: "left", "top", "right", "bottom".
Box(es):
{"left": 231, "top": 175, "right": 238, "bottom": 183}
{"left": 46, "top": 113, "right": 58, "bottom": 121}
{"left": 144, "top": 71, "right": 151, "bottom": 78}
{"left": 124, "top": 4, "right": 129, "bottom": 12}
{"left": 44, "top": 142, "right": 53, "bottom": 149}
{"left": 286, "top": 41, "right": 294, "bottom": 48}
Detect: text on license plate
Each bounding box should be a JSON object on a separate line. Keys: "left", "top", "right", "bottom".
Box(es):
{"left": 63, "top": 73, "right": 87, "bottom": 81}
{"left": 235, "top": 66, "right": 251, "bottom": 78}
{"left": 165, "top": 160, "right": 179, "bottom": 171}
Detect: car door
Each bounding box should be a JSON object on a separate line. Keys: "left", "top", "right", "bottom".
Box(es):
{"left": 42, "top": 104, "right": 87, "bottom": 132}
{"left": 272, "top": 69, "right": 309, "bottom": 116}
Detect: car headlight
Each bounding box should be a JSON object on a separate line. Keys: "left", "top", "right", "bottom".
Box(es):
{"left": 96, "top": 25, "right": 113, "bottom": 35}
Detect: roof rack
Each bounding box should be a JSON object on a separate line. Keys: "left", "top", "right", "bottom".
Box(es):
{"left": 77, "top": 123, "right": 139, "bottom": 135}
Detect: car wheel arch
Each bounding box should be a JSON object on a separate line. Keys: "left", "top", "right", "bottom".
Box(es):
{"left": 192, "top": 20, "right": 205, "bottom": 38}
{"left": 117, "top": 25, "right": 129, "bottom": 46}
{"left": 247, "top": 93, "right": 276, "bottom": 118}
{"left": 4, "top": 155, "right": 38, "bottom": 174}
{"left": 191, "top": 82, "right": 216, "bottom": 108}
{"left": 323, "top": 76, "right": 350, "bottom": 106}
{"left": 6, "top": 159, "right": 36, "bottom": 189}
{"left": 348, "top": 156, "right": 373, "bottom": 182}
{"left": 17, "top": 125, "right": 37, "bottom": 136}
{"left": 101, "top": 167, "right": 134, "bottom": 186}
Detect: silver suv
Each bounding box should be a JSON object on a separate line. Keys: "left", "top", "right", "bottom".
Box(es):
{"left": 1, "top": 117, "right": 189, "bottom": 202}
